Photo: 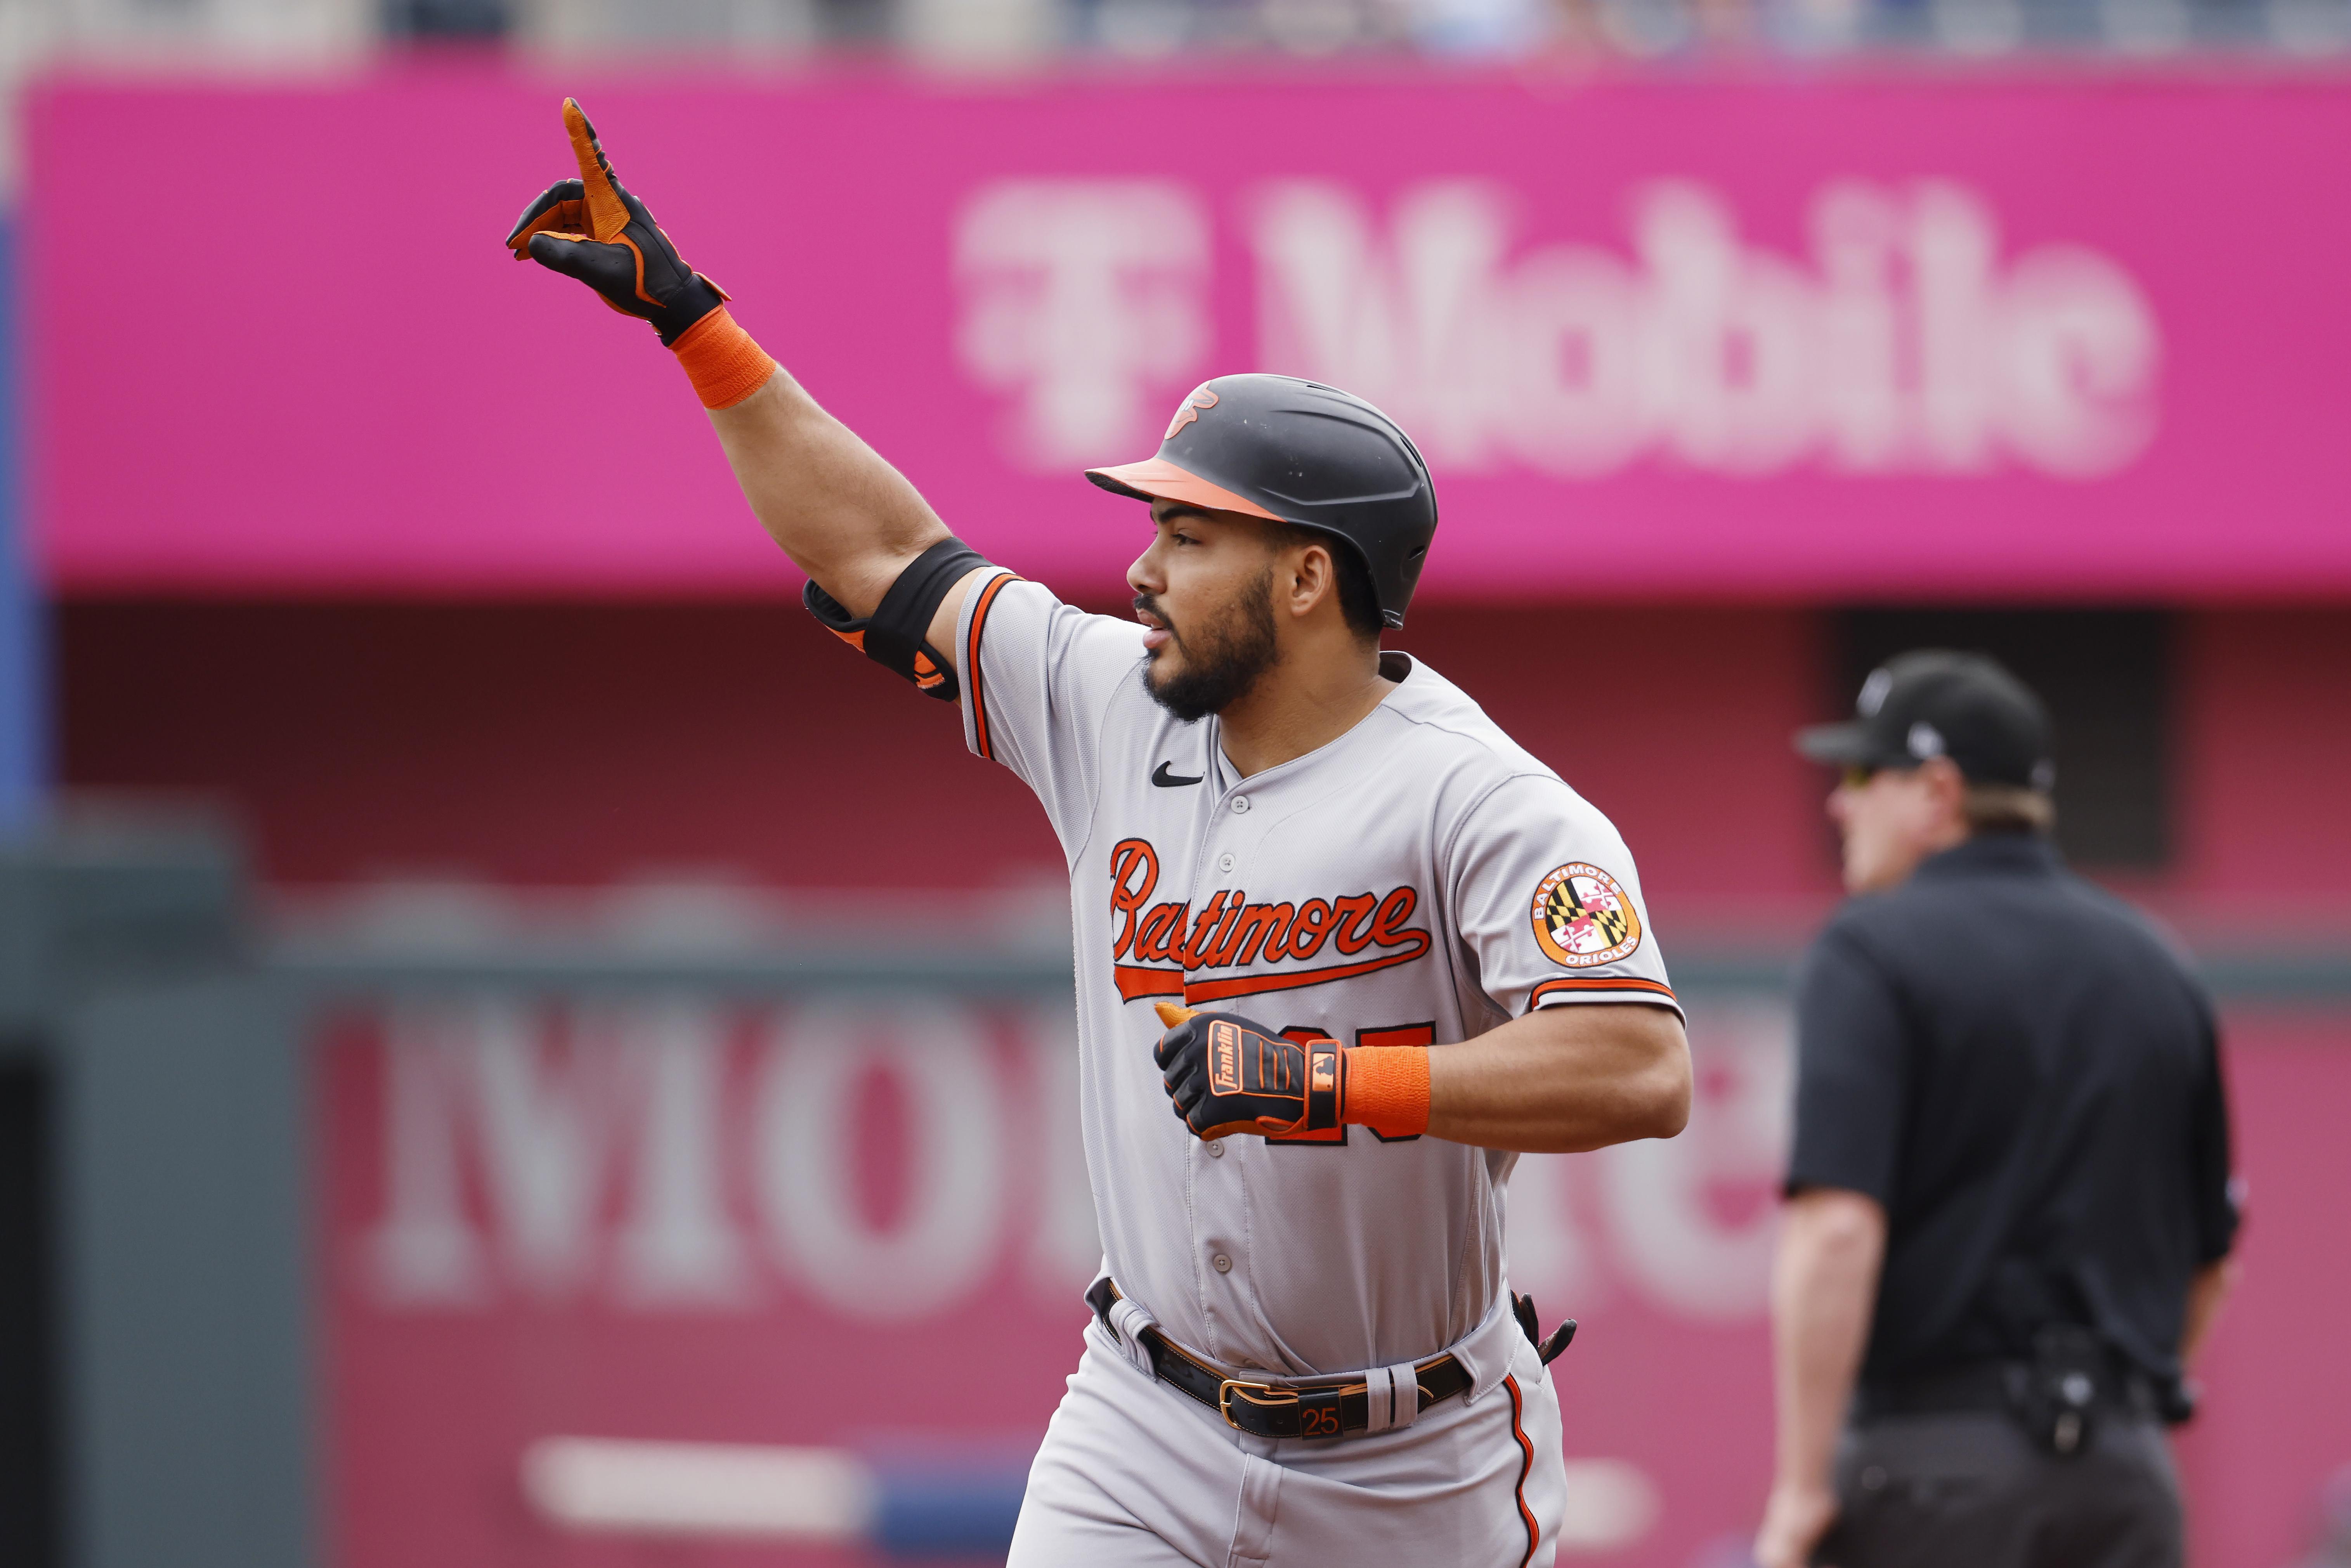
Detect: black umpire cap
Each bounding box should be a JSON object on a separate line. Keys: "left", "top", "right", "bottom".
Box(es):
{"left": 1086, "top": 374, "right": 1438, "bottom": 629}
{"left": 1796, "top": 650, "right": 2056, "bottom": 791}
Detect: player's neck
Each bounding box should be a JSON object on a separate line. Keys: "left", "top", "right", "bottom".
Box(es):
{"left": 1215, "top": 641, "right": 1396, "bottom": 779}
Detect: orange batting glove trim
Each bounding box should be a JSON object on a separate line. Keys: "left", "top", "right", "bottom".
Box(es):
{"left": 1343, "top": 1046, "right": 1432, "bottom": 1138}
{"left": 562, "top": 97, "right": 631, "bottom": 245}
{"left": 671, "top": 308, "right": 777, "bottom": 411}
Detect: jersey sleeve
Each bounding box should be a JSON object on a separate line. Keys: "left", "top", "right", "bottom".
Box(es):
{"left": 955, "top": 573, "right": 1148, "bottom": 851}
{"left": 1784, "top": 920, "right": 1908, "bottom": 1205}
{"left": 1446, "top": 773, "right": 1680, "bottom": 1020}
{"left": 2186, "top": 1001, "right": 2242, "bottom": 1265}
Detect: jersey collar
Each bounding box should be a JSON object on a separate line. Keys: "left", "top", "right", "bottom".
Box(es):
{"left": 1912, "top": 832, "right": 2063, "bottom": 882}
{"left": 1208, "top": 651, "right": 1418, "bottom": 787}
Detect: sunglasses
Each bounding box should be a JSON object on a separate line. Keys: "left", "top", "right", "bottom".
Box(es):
{"left": 1842, "top": 762, "right": 1929, "bottom": 789}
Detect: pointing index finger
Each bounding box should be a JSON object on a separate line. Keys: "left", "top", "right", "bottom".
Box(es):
{"left": 562, "top": 98, "right": 629, "bottom": 244}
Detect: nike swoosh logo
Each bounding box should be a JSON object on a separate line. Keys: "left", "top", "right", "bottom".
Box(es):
{"left": 1151, "top": 761, "right": 1204, "bottom": 788}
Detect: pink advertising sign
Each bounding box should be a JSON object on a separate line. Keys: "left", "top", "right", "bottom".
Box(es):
{"left": 319, "top": 976, "right": 2346, "bottom": 1568}
{"left": 26, "top": 69, "right": 2351, "bottom": 600}
{"left": 318, "top": 984, "right": 1808, "bottom": 1568}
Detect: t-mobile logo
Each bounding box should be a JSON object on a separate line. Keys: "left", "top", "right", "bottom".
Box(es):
{"left": 955, "top": 180, "right": 1212, "bottom": 470}
{"left": 1249, "top": 178, "right": 2162, "bottom": 480}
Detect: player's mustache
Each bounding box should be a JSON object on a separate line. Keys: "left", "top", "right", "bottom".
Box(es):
{"left": 1133, "top": 593, "right": 1182, "bottom": 648}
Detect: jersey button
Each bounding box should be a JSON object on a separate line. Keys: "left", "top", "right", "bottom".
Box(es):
{"left": 1231, "top": 797, "right": 1250, "bottom": 814}
{"left": 1212, "top": 1253, "right": 1232, "bottom": 1273}
{"left": 1206, "top": 1140, "right": 1224, "bottom": 1158}
{"left": 1216, "top": 852, "right": 1235, "bottom": 874}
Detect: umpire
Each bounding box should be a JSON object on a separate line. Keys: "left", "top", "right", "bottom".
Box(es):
{"left": 1753, "top": 650, "right": 2241, "bottom": 1568}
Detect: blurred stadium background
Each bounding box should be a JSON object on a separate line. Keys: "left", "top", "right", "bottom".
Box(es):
{"left": 0, "top": 2, "right": 2347, "bottom": 1568}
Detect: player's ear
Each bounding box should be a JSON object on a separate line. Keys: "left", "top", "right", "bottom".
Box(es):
{"left": 1283, "top": 539, "right": 1337, "bottom": 624}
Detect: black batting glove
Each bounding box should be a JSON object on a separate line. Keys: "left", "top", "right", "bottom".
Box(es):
{"left": 504, "top": 98, "right": 728, "bottom": 347}
{"left": 1152, "top": 1002, "right": 1342, "bottom": 1142}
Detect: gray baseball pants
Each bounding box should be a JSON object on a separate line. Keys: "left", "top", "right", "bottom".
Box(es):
{"left": 1007, "top": 1310, "right": 1565, "bottom": 1568}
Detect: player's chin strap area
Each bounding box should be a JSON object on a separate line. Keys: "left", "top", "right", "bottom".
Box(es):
{"left": 803, "top": 535, "right": 994, "bottom": 702}
{"left": 1087, "top": 1277, "right": 1515, "bottom": 1442}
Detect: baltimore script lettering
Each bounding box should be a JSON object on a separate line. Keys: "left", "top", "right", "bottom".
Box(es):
{"left": 1108, "top": 838, "right": 1432, "bottom": 1004}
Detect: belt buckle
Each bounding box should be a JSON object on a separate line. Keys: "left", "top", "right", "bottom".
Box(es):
{"left": 1217, "top": 1378, "right": 1295, "bottom": 1431}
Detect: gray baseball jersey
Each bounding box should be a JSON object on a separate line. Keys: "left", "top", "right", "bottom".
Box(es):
{"left": 955, "top": 572, "right": 1680, "bottom": 1379}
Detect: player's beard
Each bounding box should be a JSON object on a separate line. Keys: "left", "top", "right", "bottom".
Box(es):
{"left": 1139, "top": 568, "right": 1282, "bottom": 724}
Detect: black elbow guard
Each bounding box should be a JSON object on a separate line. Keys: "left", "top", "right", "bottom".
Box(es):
{"left": 803, "top": 536, "right": 995, "bottom": 703}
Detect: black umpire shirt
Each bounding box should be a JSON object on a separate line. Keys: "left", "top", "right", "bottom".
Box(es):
{"left": 1787, "top": 832, "right": 2239, "bottom": 1390}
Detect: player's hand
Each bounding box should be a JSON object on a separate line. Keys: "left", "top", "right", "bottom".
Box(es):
{"left": 504, "top": 99, "right": 728, "bottom": 346}
{"left": 1753, "top": 1479, "right": 1840, "bottom": 1568}
{"left": 1152, "top": 1002, "right": 1340, "bottom": 1141}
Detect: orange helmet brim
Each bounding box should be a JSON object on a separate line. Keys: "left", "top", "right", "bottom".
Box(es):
{"left": 1084, "top": 456, "right": 1286, "bottom": 523}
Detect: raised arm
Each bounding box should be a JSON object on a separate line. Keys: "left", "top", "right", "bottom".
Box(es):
{"left": 505, "top": 99, "right": 974, "bottom": 646}
{"left": 703, "top": 371, "right": 951, "bottom": 617}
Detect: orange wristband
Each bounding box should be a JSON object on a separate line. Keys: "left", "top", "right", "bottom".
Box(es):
{"left": 671, "top": 308, "right": 777, "bottom": 411}
{"left": 1342, "top": 1046, "right": 1432, "bottom": 1138}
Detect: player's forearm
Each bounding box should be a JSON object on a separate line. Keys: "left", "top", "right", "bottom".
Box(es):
{"left": 2179, "top": 1256, "right": 2235, "bottom": 1367}
{"left": 705, "top": 366, "right": 952, "bottom": 617}
{"left": 499, "top": 102, "right": 956, "bottom": 620}
{"left": 1422, "top": 1003, "right": 1689, "bottom": 1152}
{"left": 1769, "top": 1189, "right": 1885, "bottom": 1493}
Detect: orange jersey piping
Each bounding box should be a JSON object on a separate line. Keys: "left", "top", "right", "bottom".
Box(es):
{"left": 1529, "top": 975, "right": 1678, "bottom": 1008}
{"left": 964, "top": 572, "right": 1017, "bottom": 760}
{"left": 1504, "top": 1373, "right": 1540, "bottom": 1568}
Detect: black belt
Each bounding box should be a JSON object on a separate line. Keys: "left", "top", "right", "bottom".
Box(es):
{"left": 1856, "top": 1358, "right": 2159, "bottom": 1422}
{"left": 1086, "top": 1278, "right": 1473, "bottom": 1441}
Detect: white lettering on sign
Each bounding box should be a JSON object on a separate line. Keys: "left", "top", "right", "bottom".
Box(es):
{"left": 1508, "top": 999, "right": 1793, "bottom": 1321}
{"left": 752, "top": 1001, "right": 1004, "bottom": 1321}
{"left": 955, "top": 180, "right": 1212, "bottom": 470}
{"left": 363, "top": 999, "right": 754, "bottom": 1310}
{"left": 365, "top": 1004, "right": 496, "bottom": 1307}
{"left": 605, "top": 1001, "right": 759, "bottom": 1310}
{"left": 1022, "top": 1005, "right": 1107, "bottom": 1303}
{"left": 354, "top": 993, "right": 1789, "bottom": 1325}
{"left": 1598, "top": 1000, "right": 1793, "bottom": 1320}
{"left": 1249, "top": 178, "right": 2159, "bottom": 479}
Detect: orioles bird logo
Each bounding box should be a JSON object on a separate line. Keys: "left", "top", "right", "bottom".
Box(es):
{"left": 1530, "top": 862, "right": 1644, "bottom": 968}
{"left": 1165, "top": 386, "right": 1219, "bottom": 440}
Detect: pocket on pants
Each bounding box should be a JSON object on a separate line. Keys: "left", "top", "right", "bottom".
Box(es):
{"left": 1827, "top": 1414, "right": 2025, "bottom": 1566}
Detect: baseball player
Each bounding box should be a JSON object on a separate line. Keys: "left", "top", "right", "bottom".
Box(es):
{"left": 508, "top": 101, "right": 1693, "bottom": 1567}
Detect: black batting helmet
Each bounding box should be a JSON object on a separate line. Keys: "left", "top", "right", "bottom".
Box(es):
{"left": 1085, "top": 374, "right": 1439, "bottom": 629}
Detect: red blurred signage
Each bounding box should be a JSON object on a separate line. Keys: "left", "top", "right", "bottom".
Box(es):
{"left": 317, "top": 982, "right": 2351, "bottom": 1568}
{"left": 29, "top": 72, "right": 2351, "bottom": 598}
{"left": 319, "top": 974, "right": 2351, "bottom": 1568}
{"left": 322, "top": 985, "right": 1797, "bottom": 1566}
